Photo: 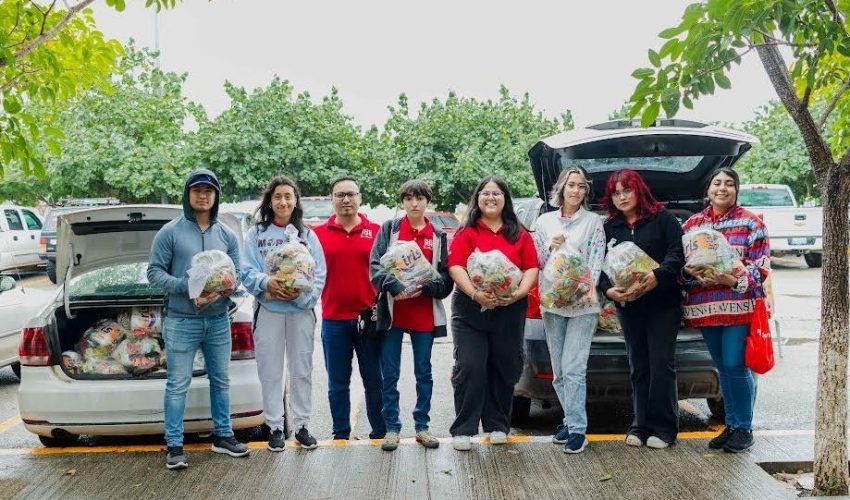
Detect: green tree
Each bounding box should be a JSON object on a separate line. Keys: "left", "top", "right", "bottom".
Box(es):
{"left": 0, "top": 0, "right": 189, "bottom": 179}
{"left": 376, "top": 86, "right": 571, "bottom": 211}
{"left": 608, "top": 101, "right": 633, "bottom": 120}
{"left": 629, "top": 1, "right": 850, "bottom": 494}
{"left": 187, "top": 78, "right": 372, "bottom": 201}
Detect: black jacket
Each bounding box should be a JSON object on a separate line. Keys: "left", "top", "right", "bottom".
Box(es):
{"left": 598, "top": 209, "right": 685, "bottom": 310}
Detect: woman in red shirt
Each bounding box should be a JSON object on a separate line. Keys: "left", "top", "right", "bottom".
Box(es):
{"left": 370, "top": 180, "right": 454, "bottom": 452}
{"left": 447, "top": 176, "right": 539, "bottom": 451}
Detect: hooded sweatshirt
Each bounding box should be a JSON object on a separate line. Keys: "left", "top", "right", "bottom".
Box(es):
{"left": 147, "top": 169, "right": 242, "bottom": 318}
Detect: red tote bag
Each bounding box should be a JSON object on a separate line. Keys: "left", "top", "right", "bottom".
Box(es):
{"left": 745, "top": 298, "right": 775, "bottom": 374}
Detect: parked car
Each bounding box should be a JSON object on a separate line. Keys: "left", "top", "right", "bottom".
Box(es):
{"left": 738, "top": 183, "right": 823, "bottom": 267}
{"left": 40, "top": 198, "right": 121, "bottom": 283}
{"left": 17, "top": 205, "right": 263, "bottom": 446}
{"left": 513, "top": 119, "right": 759, "bottom": 423}
{"left": 0, "top": 204, "right": 44, "bottom": 273}
{"left": 0, "top": 275, "right": 55, "bottom": 379}
{"left": 425, "top": 211, "right": 460, "bottom": 245}
{"left": 302, "top": 196, "right": 334, "bottom": 228}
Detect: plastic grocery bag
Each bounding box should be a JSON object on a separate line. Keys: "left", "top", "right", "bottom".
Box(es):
{"left": 264, "top": 225, "right": 316, "bottom": 295}
{"left": 602, "top": 240, "right": 660, "bottom": 291}
{"left": 187, "top": 250, "right": 237, "bottom": 310}
{"left": 81, "top": 357, "right": 127, "bottom": 375}
{"left": 118, "top": 307, "right": 163, "bottom": 340}
{"left": 379, "top": 241, "right": 438, "bottom": 293}
{"left": 745, "top": 298, "right": 774, "bottom": 374}
{"left": 539, "top": 245, "right": 596, "bottom": 313}
{"left": 597, "top": 298, "right": 622, "bottom": 334}
{"left": 682, "top": 229, "right": 744, "bottom": 278}
{"left": 467, "top": 249, "right": 522, "bottom": 310}
{"left": 113, "top": 337, "right": 164, "bottom": 375}
{"left": 75, "top": 319, "right": 126, "bottom": 359}
{"left": 61, "top": 351, "right": 84, "bottom": 374}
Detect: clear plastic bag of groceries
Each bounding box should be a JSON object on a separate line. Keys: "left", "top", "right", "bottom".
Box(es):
{"left": 597, "top": 297, "right": 622, "bottom": 334}
{"left": 602, "top": 240, "right": 660, "bottom": 291}
{"left": 379, "top": 240, "right": 438, "bottom": 293}
{"left": 61, "top": 351, "right": 84, "bottom": 374}
{"left": 118, "top": 306, "right": 163, "bottom": 340}
{"left": 81, "top": 357, "right": 128, "bottom": 375}
{"left": 112, "top": 337, "right": 164, "bottom": 375}
{"left": 682, "top": 228, "right": 745, "bottom": 278}
{"left": 539, "top": 245, "right": 596, "bottom": 312}
{"left": 74, "top": 319, "right": 127, "bottom": 359}
{"left": 187, "top": 250, "right": 238, "bottom": 310}
{"left": 467, "top": 249, "right": 522, "bottom": 310}
{"left": 264, "top": 225, "right": 316, "bottom": 296}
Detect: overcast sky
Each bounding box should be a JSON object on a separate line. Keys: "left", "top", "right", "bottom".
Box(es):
{"left": 92, "top": 0, "right": 776, "bottom": 129}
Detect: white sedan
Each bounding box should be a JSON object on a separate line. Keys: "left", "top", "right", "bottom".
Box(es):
{"left": 0, "top": 275, "right": 54, "bottom": 379}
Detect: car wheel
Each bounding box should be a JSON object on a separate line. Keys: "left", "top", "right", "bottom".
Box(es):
{"left": 10, "top": 362, "right": 20, "bottom": 379}
{"left": 804, "top": 253, "right": 822, "bottom": 268}
{"left": 38, "top": 432, "right": 79, "bottom": 448}
{"left": 46, "top": 260, "right": 57, "bottom": 284}
{"left": 707, "top": 397, "right": 726, "bottom": 420}
{"left": 510, "top": 396, "right": 532, "bottom": 426}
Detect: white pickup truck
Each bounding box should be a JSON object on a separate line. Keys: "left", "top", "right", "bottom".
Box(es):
{"left": 738, "top": 184, "right": 822, "bottom": 267}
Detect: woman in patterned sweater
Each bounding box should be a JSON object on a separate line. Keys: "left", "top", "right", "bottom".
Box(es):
{"left": 682, "top": 167, "right": 770, "bottom": 454}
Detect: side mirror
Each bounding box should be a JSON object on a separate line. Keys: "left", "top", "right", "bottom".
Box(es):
{"left": 0, "top": 276, "right": 16, "bottom": 293}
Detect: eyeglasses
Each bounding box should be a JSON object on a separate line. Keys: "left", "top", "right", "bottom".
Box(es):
{"left": 613, "top": 188, "right": 634, "bottom": 199}
{"left": 333, "top": 191, "right": 360, "bottom": 200}
{"left": 479, "top": 191, "right": 504, "bottom": 198}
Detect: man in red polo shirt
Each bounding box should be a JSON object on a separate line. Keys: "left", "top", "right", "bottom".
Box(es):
{"left": 314, "top": 176, "right": 386, "bottom": 440}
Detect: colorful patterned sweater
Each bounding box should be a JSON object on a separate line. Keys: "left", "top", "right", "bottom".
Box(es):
{"left": 681, "top": 204, "right": 770, "bottom": 327}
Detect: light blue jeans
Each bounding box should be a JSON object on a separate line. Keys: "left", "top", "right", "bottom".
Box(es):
{"left": 542, "top": 312, "right": 598, "bottom": 435}
{"left": 700, "top": 324, "right": 755, "bottom": 430}
{"left": 163, "top": 314, "right": 233, "bottom": 447}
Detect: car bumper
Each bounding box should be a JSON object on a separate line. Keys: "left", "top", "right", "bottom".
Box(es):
{"left": 18, "top": 361, "right": 263, "bottom": 437}
{"left": 769, "top": 236, "right": 821, "bottom": 253}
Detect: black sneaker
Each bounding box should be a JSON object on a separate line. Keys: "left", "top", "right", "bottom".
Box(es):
{"left": 165, "top": 446, "right": 188, "bottom": 470}
{"left": 295, "top": 426, "right": 318, "bottom": 449}
{"left": 723, "top": 428, "right": 754, "bottom": 453}
{"left": 268, "top": 429, "right": 285, "bottom": 452}
{"left": 708, "top": 427, "right": 734, "bottom": 450}
{"left": 211, "top": 435, "right": 250, "bottom": 457}
{"left": 369, "top": 431, "right": 386, "bottom": 440}
{"left": 552, "top": 424, "right": 570, "bottom": 444}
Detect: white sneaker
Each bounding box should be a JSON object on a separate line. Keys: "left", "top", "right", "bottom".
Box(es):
{"left": 489, "top": 431, "right": 507, "bottom": 445}
{"left": 625, "top": 434, "right": 643, "bottom": 447}
{"left": 646, "top": 436, "right": 670, "bottom": 449}
{"left": 452, "top": 435, "right": 471, "bottom": 451}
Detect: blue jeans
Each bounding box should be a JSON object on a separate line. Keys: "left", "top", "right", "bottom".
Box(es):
{"left": 542, "top": 312, "right": 597, "bottom": 435}
{"left": 321, "top": 319, "right": 385, "bottom": 438}
{"left": 380, "top": 328, "right": 434, "bottom": 433}
{"left": 701, "top": 324, "right": 755, "bottom": 430}
{"left": 163, "top": 314, "right": 233, "bottom": 447}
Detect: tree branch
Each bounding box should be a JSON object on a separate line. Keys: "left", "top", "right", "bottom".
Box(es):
{"left": 0, "top": 67, "right": 39, "bottom": 93}
{"left": 825, "top": 0, "right": 848, "bottom": 36}
{"left": 690, "top": 46, "right": 754, "bottom": 81}
{"left": 5, "top": 0, "right": 96, "bottom": 70}
{"left": 7, "top": 2, "right": 21, "bottom": 38}
{"left": 801, "top": 49, "right": 821, "bottom": 110}
{"left": 818, "top": 78, "right": 850, "bottom": 129}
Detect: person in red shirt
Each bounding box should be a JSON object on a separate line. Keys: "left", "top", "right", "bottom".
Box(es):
{"left": 314, "top": 176, "right": 385, "bottom": 440}
{"left": 447, "top": 176, "right": 540, "bottom": 451}
{"left": 369, "top": 180, "right": 454, "bottom": 452}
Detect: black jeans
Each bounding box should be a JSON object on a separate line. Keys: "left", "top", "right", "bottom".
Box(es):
{"left": 618, "top": 303, "right": 681, "bottom": 443}
{"left": 449, "top": 291, "right": 526, "bottom": 436}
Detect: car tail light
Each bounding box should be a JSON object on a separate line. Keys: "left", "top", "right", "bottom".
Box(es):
{"left": 38, "top": 236, "right": 47, "bottom": 254}
{"left": 535, "top": 372, "right": 554, "bottom": 380}
{"left": 230, "top": 321, "right": 254, "bottom": 360}
{"left": 19, "top": 327, "right": 51, "bottom": 366}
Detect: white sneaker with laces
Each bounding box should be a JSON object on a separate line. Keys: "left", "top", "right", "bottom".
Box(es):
{"left": 489, "top": 431, "right": 507, "bottom": 445}
{"left": 625, "top": 434, "right": 643, "bottom": 447}
{"left": 646, "top": 436, "right": 670, "bottom": 449}
{"left": 452, "top": 435, "right": 471, "bottom": 451}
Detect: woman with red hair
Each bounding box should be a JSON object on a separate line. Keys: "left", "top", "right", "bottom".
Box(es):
{"left": 598, "top": 169, "right": 684, "bottom": 449}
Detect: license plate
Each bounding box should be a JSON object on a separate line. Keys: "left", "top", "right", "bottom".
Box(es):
{"left": 790, "top": 237, "right": 809, "bottom": 245}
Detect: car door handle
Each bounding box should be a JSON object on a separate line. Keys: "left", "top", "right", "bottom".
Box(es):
{"left": 31, "top": 235, "right": 35, "bottom": 239}
{"left": 12, "top": 236, "right": 17, "bottom": 241}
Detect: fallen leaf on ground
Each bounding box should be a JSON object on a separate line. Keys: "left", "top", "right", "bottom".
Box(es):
{"left": 599, "top": 473, "right": 612, "bottom": 482}
{"left": 64, "top": 469, "right": 76, "bottom": 476}
{"left": 440, "top": 469, "right": 453, "bottom": 476}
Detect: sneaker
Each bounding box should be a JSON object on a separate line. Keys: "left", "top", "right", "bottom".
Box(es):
{"left": 624, "top": 434, "right": 643, "bottom": 447}
{"left": 489, "top": 431, "right": 507, "bottom": 444}
{"left": 333, "top": 433, "right": 350, "bottom": 441}
{"left": 211, "top": 435, "right": 249, "bottom": 457}
{"left": 708, "top": 427, "right": 734, "bottom": 450}
{"left": 381, "top": 432, "right": 400, "bottom": 451}
{"left": 165, "top": 446, "right": 188, "bottom": 470}
{"left": 416, "top": 431, "right": 440, "bottom": 449}
{"left": 452, "top": 435, "right": 471, "bottom": 451}
{"left": 563, "top": 433, "right": 588, "bottom": 454}
{"left": 552, "top": 424, "right": 570, "bottom": 444}
{"left": 723, "top": 428, "right": 754, "bottom": 453}
{"left": 295, "top": 426, "right": 318, "bottom": 450}
{"left": 646, "top": 436, "right": 670, "bottom": 449}
{"left": 267, "top": 429, "right": 285, "bottom": 452}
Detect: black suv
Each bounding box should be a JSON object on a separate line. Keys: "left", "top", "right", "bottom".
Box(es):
{"left": 511, "top": 119, "right": 757, "bottom": 423}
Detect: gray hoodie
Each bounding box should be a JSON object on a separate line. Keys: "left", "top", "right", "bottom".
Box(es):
{"left": 147, "top": 169, "right": 241, "bottom": 318}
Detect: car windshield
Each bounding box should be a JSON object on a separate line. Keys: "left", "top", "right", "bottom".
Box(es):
{"left": 560, "top": 155, "right": 706, "bottom": 173}
{"left": 68, "top": 263, "right": 163, "bottom": 299}
{"left": 738, "top": 188, "right": 794, "bottom": 207}
{"left": 43, "top": 207, "right": 82, "bottom": 231}
{"left": 302, "top": 199, "right": 333, "bottom": 219}
{"left": 430, "top": 215, "right": 459, "bottom": 229}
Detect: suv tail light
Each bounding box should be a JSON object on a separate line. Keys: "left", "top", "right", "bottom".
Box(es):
{"left": 38, "top": 236, "right": 47, "bottom": 254}
{"left": 230, "top": 321, "right": 254, "bottom": 360}
{"left": 19, "top": 327, "right": 51, "bottom": 366}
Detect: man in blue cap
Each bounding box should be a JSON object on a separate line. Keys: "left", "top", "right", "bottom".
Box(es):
{"left": 148, "top": 169, "right": 249, "bottom": 470}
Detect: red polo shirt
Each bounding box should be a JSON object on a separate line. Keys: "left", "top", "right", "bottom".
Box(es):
{"left": 314, "top": 213, "right": 379, "bottom": 320}
{"left": 447, "top": 219, "right": 538, "bottom": 271}
{"left": 392, "top": 216, "right": 435, "bottom": 333}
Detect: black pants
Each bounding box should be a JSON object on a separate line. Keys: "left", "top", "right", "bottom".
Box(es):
{"left": 618, "top": 303, "right": 681, "bottom": 443}
{"left": 449, "top": 291, "right": 526, "bottom": 436}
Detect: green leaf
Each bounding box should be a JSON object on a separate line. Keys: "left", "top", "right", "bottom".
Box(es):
{"left": 659, "top": 26, "right": 685, "bottom": 39}
{"left": 2, "top": 96, "right": 22, "bottom": 114}
{"left": 682, "top": 95, "right": 694, "bottom": 110}
{"left": 715, "top": 73, "right": 732, "bottom": 89}
{"left": 659, "top": 39, "right": 679, "bottom": 58}
{"left": 641, "top": 101, "right": 661, "bottom": 128}
{"left": 660, "top": 88, "right": 681, "bottom": 117}
{"left": 649, "top": 49, "right": 662, "bottom": 68}
{"left": 631, "top": 68, "right": 656, "bottom": 79}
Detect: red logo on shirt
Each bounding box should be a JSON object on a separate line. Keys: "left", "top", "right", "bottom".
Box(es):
{"left": 362, "top": 229, "right": 373, "bottom": 239}
{"left": 424, "top": 239, "right": 433, "bottom": 249}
